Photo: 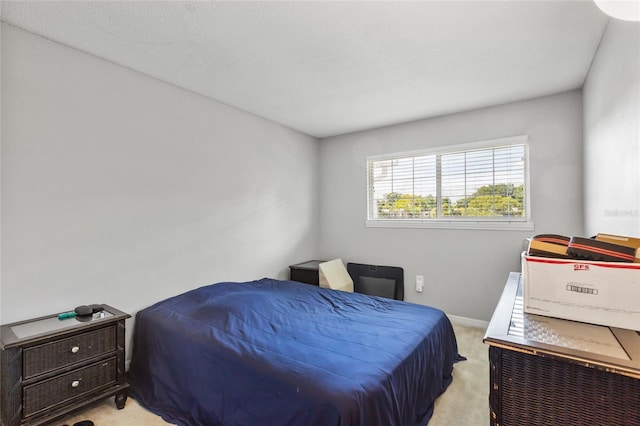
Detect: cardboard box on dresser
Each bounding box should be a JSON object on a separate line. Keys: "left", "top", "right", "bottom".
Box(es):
{"left": 522, "top": 233, "right": 640, "bottom": 331}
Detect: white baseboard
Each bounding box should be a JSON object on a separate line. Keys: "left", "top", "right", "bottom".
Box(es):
{"left": 447, "top": 314, "right": 489, "bottom": 330}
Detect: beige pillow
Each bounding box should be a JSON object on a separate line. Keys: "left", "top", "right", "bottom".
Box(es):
{"left": 318, "top": 259, "right": 354, "bottom": 292}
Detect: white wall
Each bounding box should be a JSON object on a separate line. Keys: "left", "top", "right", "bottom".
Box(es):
{"left": 318, "top": 91, "right": 584, "bottom": 321}
{"left": 0, "top": 24, "right": 319, "bottom": 325}
{"left": 583, "top": 20, "right": 640, "bottom": 237}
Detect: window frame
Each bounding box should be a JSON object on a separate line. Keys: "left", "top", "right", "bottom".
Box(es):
{"left": 365, "top": 135, "right": 534, "bottom": 231}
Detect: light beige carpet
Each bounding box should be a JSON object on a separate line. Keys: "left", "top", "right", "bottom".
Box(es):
{"left": 56, "top": 323, "right": 489, "bottom": 426}
{"left": 430, "top": 323, "right": 489, "bottom": 426}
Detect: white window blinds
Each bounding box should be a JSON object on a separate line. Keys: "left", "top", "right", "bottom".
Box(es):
{"left": 366, "top": 135, "right": 531, "bottom": 230}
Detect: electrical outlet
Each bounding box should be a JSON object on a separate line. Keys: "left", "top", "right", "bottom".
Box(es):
{"left": 416, "top": 275, "right": 424, "bottom": 292}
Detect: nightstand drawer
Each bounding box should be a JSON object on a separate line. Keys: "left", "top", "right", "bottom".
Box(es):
{"left": 23, "top": 326, "right": 116, "bottom": 379}
{"left": 23, "top": 357, "right": 117, "bottom": 417}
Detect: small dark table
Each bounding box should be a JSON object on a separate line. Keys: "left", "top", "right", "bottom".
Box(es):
{"left": 1, "top": 305, "right": 130, "bottom": 426}
{"left": 289, "top": 260, "right": 326, "bottom": 286}
{"left": 484, "top": 272, "right": 640, "bottom": 426}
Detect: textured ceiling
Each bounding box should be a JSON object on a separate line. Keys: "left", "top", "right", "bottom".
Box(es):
{"left": 1, "top": 1, "right": 609, "bottom": 138}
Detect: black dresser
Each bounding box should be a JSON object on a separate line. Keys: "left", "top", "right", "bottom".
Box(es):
{"left": 1, "top": 305, "right": 130, "bottom": 426}
{"left": 484, "top": 273, "right": 640, "bottom": 425}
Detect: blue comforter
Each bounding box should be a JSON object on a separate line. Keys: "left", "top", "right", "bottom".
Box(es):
{"left": 128, "top": 279, "right": 462, "bottom": 426}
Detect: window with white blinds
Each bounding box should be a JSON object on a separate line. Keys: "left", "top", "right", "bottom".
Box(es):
{"left": 366, "top": 135, "right": 533, "bottom": 230}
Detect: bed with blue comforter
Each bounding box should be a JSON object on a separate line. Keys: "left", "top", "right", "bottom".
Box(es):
{"left": 128, "top": 278, "right": 463, "bottom": 425}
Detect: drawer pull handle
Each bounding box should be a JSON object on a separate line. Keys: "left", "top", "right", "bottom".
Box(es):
{"left": 71, "top": 380, "right": 80, "bottom": 388}
{"left": 71, "top": 346, "right": 80, "bottom": 353}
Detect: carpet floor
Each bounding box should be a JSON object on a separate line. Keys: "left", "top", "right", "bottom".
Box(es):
{"left": 55, "top": 322, "right": 489, "bottom": 425}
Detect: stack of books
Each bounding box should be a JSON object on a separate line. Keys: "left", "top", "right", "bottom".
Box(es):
{"left": 526, "top": 233, "right": 640, "bottom": 263}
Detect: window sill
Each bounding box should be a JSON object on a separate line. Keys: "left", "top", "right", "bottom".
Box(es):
{"left": 365, "top": 219, "right": 535, "bottom": 231}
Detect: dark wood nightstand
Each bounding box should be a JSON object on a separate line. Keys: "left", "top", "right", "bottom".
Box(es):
{"left": 1, "top": 305, "right": 130, "bottom": 426}
{"left": 289, "top": 260, "right": 326, "bottom": 285}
